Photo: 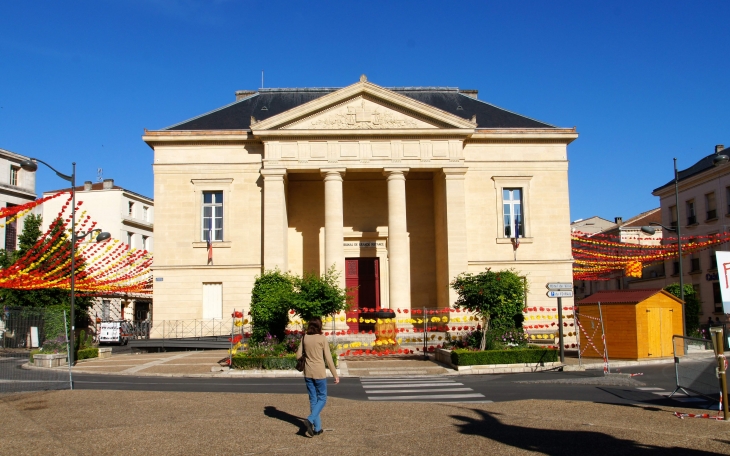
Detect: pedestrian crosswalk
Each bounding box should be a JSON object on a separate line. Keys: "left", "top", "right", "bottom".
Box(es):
{"left": 360, "top": 376, "right": 491, "bottom": 402}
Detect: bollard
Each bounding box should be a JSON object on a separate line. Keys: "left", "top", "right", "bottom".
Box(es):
{"left": 710, "top": 327, "right": 729, "bottom": 420}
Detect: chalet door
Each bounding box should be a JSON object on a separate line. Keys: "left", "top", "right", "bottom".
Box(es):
{"left": 647, "top": 308, "right": 674, "bottom": 358}
{"left": 345, "top": 257, "right": 380, "bottom": 332}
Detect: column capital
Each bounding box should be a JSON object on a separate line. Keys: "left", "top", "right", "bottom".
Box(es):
{"left": 383, "top": 167, "right": 409, "bottom": 179}
{"left": 442, "top": 167, "right": 468, "bottom": 179}
{"left": 260, "top": 168, "right": 287, "bottom": 179}
{"left": 320, "top": 168, "right": 346, "bottom": 180}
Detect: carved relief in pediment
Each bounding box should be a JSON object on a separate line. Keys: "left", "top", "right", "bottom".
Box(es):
{"left": 283, "top": 97, "right": 437, "bottom": 130}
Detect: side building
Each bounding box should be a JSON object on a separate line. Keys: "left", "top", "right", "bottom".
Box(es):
{"left": 41, "top": 178, "right": 154, "bottom": 324}
{"left": 0, "top": 147, "right": 38, "bottom": 252}
{"left": 645, "top": 145, "right": 730, "bottom": 322}
{"left": 143, "top": 78, "right": 578, "bottom": 332}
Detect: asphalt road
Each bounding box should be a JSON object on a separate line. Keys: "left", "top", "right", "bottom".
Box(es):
{"left": 65, "top": 363, "right": 719, "bottom": 411}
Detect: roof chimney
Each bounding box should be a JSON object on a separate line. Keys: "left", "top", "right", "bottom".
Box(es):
{"left": 615, "top": 217, "right": 623, "bottom": 224}
{"left": 460, "top": 89, "right": 478, "bottom": 99}
{"left": 83, "top": 181, "right": 92, "bottom": 191}
{"left": 716, "top": 144, "right": 725, "bottom": 154}
{"left": 102, "top": 178, "right": 114, "bottom": 189}
{"left": 235, "top": 90, "right": 257, "bottom": 101}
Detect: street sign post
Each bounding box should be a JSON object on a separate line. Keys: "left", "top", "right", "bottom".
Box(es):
{"left": 546, "top": 282, "right": 572, "bottom": 290}
{"left": 546, "top": 290, "right": 573, "bottom": 298}
{"left": 545, "top": 282, "right": 574, "bottom": 364}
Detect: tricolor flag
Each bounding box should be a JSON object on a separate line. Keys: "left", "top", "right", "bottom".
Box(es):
{"left": 207, "top": 228, "right": 213, "bottom": 265}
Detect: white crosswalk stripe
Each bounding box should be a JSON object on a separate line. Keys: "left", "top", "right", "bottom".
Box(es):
{"left": 360, "top": 376, "right": 490, "bottom": 402}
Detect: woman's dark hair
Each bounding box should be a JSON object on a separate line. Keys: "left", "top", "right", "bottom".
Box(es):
{"left": 306, "top": 317, "right": 323, "bottom": 335}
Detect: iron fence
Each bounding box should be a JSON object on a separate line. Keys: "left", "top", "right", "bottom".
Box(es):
{"left": 0, "top": 308, "right": 72, "bottom": 393}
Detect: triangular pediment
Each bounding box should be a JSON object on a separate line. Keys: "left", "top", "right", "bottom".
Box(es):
{"left": 250, "top": 78, "right": 476, "bottom": 132}
{"left": 283, "top": 96, "right": 437, "bottom": 130}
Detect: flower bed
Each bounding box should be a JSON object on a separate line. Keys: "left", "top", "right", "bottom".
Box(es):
{"left": 77, "top": 347, "right": 99, "bottom": 360}
{"left": 450, "top": 346, "right": 558, "bottom": 366}
{"left": 231, "top": 353, "right": 297, "bottom": 370}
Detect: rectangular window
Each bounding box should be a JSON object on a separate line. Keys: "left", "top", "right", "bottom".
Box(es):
{"left": 202, "top": 283, "right": 223, "bottom": 319}
{"left": 690, "top": 256, "right": 700, "bottom": 272}
{"left": 672, "top": 260, "right": 680, "bottom": 275}
{"left": 670, "top": 205, "right": 678, "bottom": 230}
{"left": 727, "top": 187, "right": 730, "bottom": 215}
{"left": 502, "top": 188, "right": 523, "bottom": 238}
{"left": 142, "top": 206, "right": 148, "bottom": 221}
{"left": 10, "top": 166, "right": 19, "bottom": 186}
{"left": 142, "top": 235, "right": 148, "bottom": 251}
{"left": 4, "top": 203, "right": 17, "bottom": 251}
{"left": 128, "top": 201, "right": 135, "bottom": 217}
{"left": 127, "top": 232, "right": 133, "bottom": 248}
{"left": 714, "top": 282, "right": 723, "bottom": 312}
{"left": 202, "top": 191, "right": 223, "bottom": 241}
{"left": 710, "top": 248, "right": 718, "bottom": 270}
{"left": 686, "top": 200, "right": 696, "bottom": 225}
{"left": 706, "top": 192, "right": 717, "bottom": 220}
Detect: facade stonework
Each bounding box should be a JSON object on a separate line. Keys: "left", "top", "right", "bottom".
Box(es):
{"left": 144, "top": 79, "right": 578, "bottom": 327}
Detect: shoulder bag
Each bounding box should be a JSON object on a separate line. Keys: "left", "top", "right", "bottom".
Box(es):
{"left": 296, "top": 335, "right": 306, "bottom": 372}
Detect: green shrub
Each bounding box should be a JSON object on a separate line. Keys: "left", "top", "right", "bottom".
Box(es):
{"left": 290, "top": 266, "right": 349, "bottom": 321}
{"left": 664, "top": 283, "right": 700, "bottom": 335}
{"left": 76, "top": 347, "right": 99, "bottom": 360}
{"left": 29, "top": 349, "right": 41, "bottom": 363}
{"left": 231, "top": 353, "right": 297, "bottom": 370}
{"left": 451, "top": 347, "right": 558, "bottom": 366}
{"left": 250, "top": 270, "right": 294, "bottom": 343}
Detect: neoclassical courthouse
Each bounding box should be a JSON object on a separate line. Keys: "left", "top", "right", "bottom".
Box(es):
{"left": 143, "top": 77, "right": 578, "bottom": 328}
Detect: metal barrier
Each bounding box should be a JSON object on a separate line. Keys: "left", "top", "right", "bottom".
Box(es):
{"left": 0, "top": 308, "right": 72, "bottom": 393}
{"left": 670, "top": 335, "right": 718, "bottom": 400}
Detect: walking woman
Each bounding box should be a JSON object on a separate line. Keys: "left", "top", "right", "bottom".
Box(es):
{"left": 296, "top": 317, "right": 339, "bottom": 437}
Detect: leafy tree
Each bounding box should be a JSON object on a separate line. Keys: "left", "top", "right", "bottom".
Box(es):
{"left": 664, "top": 283, "right": 700, "bottom": 335}
{"left": 0, "top": 214, "right": 92, "bottom": 328}
{"left": 289, "top": 266, "right": 349, "bottom": 321}
{"left": 249, "top": 269, "right": 294, "bottom": 343}
{"left": 450, "top": 268, "right": 527, "bottom": 350}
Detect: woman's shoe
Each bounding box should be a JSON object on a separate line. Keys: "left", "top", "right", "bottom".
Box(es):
{"left": 314, "top": 430, "right": 323, "bottom": 436}
{"left": 304, "top": 420, "right": 314, "bottom": 437}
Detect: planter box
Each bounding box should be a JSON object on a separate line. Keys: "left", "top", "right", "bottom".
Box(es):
{"left": 33, "top": 353, "right": 68, "bottom": 368}
{"left": 436, "top": 348, "right": 562, "bottom": 374}
{"left": 98, "top": 347, "right": 113, "bottom": 359}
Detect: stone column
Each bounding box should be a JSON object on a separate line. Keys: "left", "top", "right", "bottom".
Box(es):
{"left": 261, "top": 168, "right": 288, "bottom": 271}
{"left": 321, "top": 168, "right": 346, "bottom": 288}
{"left": 443, "top": 168, "right": 468, "bottom": 306}
{"left": 383, "top": 168, "right": 411, "bottom": 311}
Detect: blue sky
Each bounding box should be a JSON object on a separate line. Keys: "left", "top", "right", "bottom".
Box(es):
{"left": 1, "top": 1, "right": 728, "bottom": 222}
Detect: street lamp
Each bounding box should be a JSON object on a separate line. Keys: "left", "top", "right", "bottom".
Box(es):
{"left": 19, "top": 159, "right": 110, "bottom": 365}
{"left": 640, "top": 153, "right": 730, "bottom": 336}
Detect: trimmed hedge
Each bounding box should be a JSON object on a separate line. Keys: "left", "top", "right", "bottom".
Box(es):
{"left": 232, "top": 354, "right": 297, "bottom": 370}
{"left": 76, "top": 347, "right": 99, "bottom": 360}
{"left": 451, "top": 347, "right": 558, "bottom": 366}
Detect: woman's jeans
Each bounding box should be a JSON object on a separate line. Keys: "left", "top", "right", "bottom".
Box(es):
{"left": 305, "top": 377, "right": 328, "bottom": 432}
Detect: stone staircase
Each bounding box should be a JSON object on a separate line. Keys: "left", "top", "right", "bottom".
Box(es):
{"left": 343, "top": 358, "right": 451, "bottom": 377}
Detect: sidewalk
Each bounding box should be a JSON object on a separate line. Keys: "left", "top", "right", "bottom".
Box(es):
{"left": 37, "top": 350, "right": 681, "bottom": 378}
{"left": 1, "top": 389, "right": 726, "bottom": 455}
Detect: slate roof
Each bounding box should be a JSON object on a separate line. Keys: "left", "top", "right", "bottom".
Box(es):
{"left": 653, "top": 147, "right": 730, "bottom": 193}
{"left": 577, "top": 289, "right": 681, "bottom": 305}
{"left": 166, "top": 87, "right": 556, "bottom": 131}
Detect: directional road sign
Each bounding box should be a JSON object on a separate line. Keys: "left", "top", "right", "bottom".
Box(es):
{"left": 546, "top": 282, "right": 573, "bottom": 290}
{"left": 546, "top": 290, "right": 573, "bottom": 298}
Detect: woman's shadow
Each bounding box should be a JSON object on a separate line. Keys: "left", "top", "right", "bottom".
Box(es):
{"left": 264, "top": 406, "right": 308, "bottom": 437}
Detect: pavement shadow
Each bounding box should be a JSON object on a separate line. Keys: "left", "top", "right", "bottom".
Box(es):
{"left": 264, "top": 406, "right": 307, "bottom": 437}
{"left": 450, "top": 409, "right": 717, "bottom": 455}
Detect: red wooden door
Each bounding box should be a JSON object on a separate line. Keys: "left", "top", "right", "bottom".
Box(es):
{"left": 345, "top": 257, "right": 380, "bottom": 332}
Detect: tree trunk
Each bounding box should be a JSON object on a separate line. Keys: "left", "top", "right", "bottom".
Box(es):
{"left": 479, "top": 315, "right": 490, "bottom": 351}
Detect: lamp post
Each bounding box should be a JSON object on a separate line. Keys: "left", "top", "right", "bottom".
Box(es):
{"left": 19, "top": 159, "right": 110, "bottom": 365}
{"left": 640, "top": 153, "right": 729, "bottom": 336}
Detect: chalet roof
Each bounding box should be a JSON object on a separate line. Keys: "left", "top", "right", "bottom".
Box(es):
{"left": 165, "top": 87, "right": 556, "bottom": 131}
{"left": 578, "top": 289, "right": 682, "bottom": 305}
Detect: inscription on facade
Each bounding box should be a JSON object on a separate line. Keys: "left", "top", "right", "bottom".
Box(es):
{"left": 343, "top": 241, "right": 385, "bottom": 248}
